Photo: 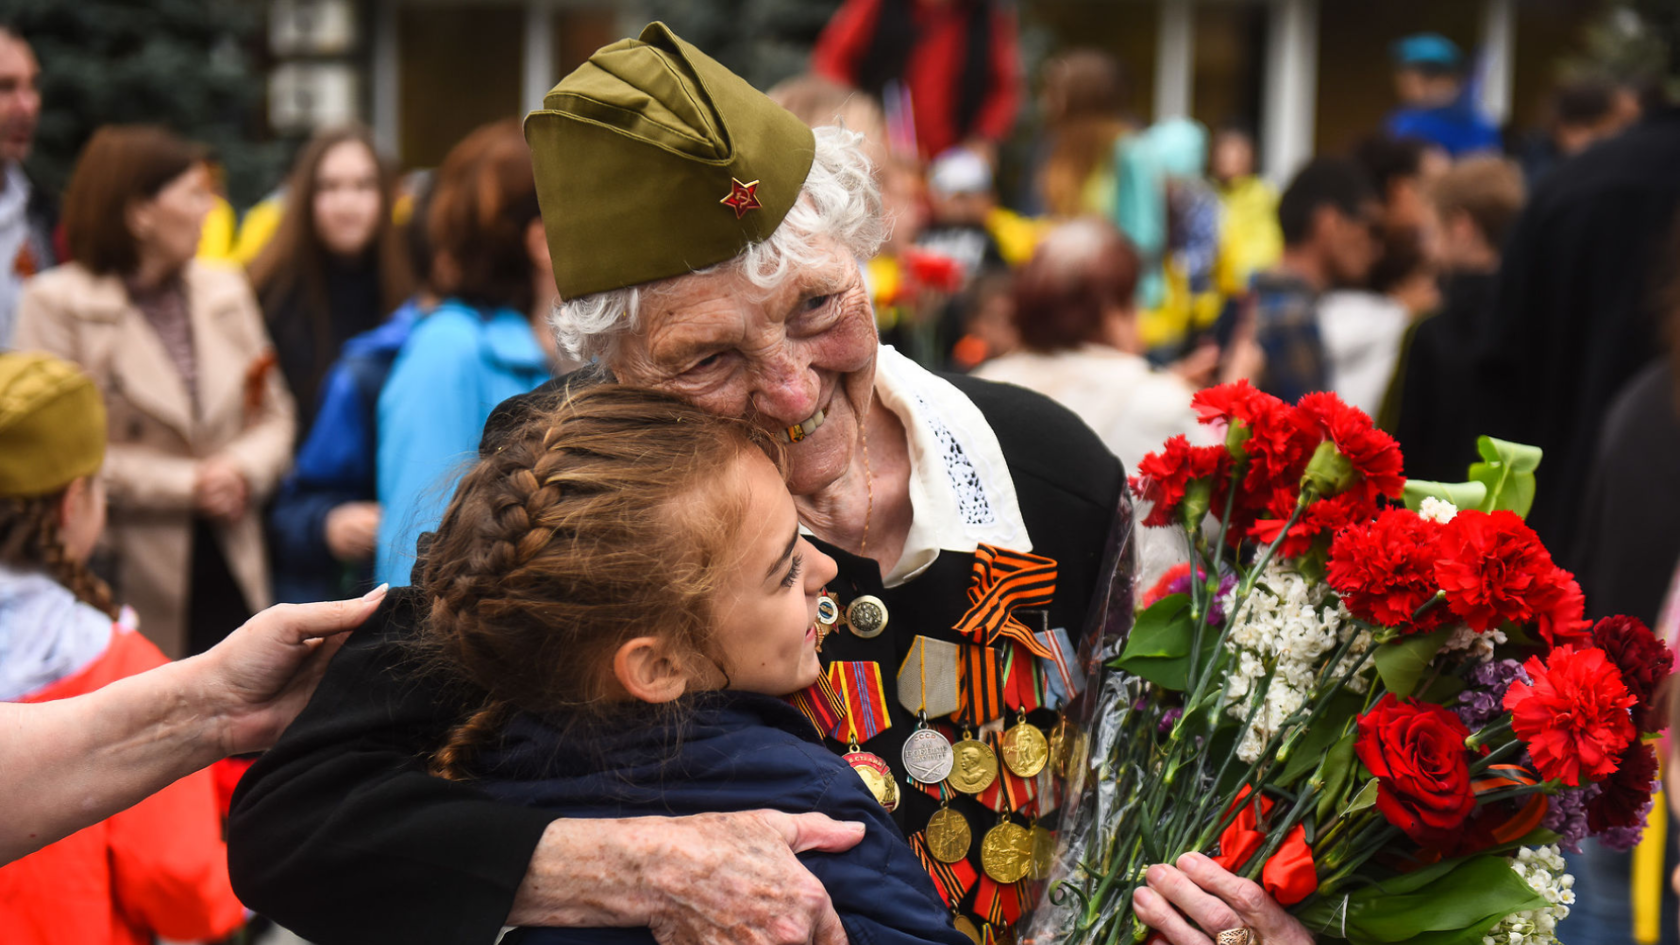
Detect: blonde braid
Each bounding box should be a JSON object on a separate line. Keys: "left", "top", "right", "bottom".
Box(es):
{"left": 0, "top": 494, "right": 118, "bottom": 620}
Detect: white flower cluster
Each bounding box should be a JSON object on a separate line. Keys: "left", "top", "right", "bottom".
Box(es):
{"left": 1419, "top": 496, "right": 1459, "bottom": 523}
{"left": 1443, "top": 623, "right": 1507, "bottom": 664}
{"left": 1221, "top": 566, "right": 1374, "bottom": 762}
{"left": 1483, "top": 845, "right": 1574, "bottom": 945}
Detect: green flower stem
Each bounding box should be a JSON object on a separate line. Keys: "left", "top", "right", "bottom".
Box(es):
{"left": 1237, "top": 495, "right": 1311, "bottom": 598}
{"left": 1466, "top": 717, "right": 1514, "bottom": 751}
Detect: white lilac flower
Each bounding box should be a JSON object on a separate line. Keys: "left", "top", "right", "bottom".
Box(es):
{"left": 1481, "top": 845, "right": 1574, "bottom": 945}
{"left": 1419, "top": 496, "right": 1459, "bottom": 523}
{"left": 1443, "top": 624, "right": 1506, "bottom": 664}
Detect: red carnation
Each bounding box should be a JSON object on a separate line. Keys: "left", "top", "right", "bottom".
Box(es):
{"left": 1531, "top": 568, "right": 1592, "bottom": 647}
{"left": 1130, "top": 436, "right": 1229, "bottom": 528}
{"left": 1295, "top": 391, "right": 1406, "bottom": 504}
{"left": 1327, "top": 509, "right": 1448, "bottom": 634}
{"left": 1503, "top": 645, "right": 1637, "bottom": 786}
{"left": 1592, "top": 616, "right": 1675, "bottom": 732}
{"left": 1249, "top": 492, "right": 1370, "bottom": 559}
{"left": 1588, "top": 740, "right": 1659, "bottom": 832}
{"left": 1433, "top": 510, "right": 1555, "bottom": 634}
{"left": 1192, "top": 381, "right": 1315, "bottom": 493}
{"left": 1354, "top": 695, "right": 1476, "bottom": 843}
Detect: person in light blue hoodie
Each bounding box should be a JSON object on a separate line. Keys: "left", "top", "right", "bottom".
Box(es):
{"left": 375, "top": 120, "right": 570, "bottom": 587}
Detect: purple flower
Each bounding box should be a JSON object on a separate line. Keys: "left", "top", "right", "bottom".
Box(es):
{"left": 1166, "top": 570, "right": 1237, "bottom": 625}
{"left": 1158, "top": 707, "right": 1184, "bottom": 734}
{"left": 1597, "top": 793, "right": 1655, "bottom": 853}
{"left": 1544, "top": 785, "right": 1594, "bottom": 854}
{"left": 1454, "top": 659, "right": 1527, "bottom": 731}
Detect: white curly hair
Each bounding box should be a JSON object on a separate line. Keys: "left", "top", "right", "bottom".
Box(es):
{"left": 548, "top": 125, "right": 887, "bottom": 362}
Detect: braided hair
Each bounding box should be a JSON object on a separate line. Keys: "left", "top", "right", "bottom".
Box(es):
{"left": 0, "top": 491, "right": 118, "bottom": 620}
{"left": 419, "top": 385, "right": 784, "bottom": 780}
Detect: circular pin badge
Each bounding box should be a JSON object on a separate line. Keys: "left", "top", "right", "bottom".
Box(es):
{"left": 843, "top": 750, "right": 900, "bottom": 812}
{"left": 815, "top": 595, "right": 839, "bottom": 627}
{"left": 901, "top": 727, "right": 955, "bottom": 784}
{"left": 846, "top": 595, "right": 889, "bottom": 639}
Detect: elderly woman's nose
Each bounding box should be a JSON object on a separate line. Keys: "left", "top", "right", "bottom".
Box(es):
{"left": 750, "top": 349, "right": 821, "bottom": 419}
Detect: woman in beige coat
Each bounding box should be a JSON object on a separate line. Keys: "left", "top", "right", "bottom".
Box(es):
{"left": 15, "top": 126, "right": 295, "bottom": 658}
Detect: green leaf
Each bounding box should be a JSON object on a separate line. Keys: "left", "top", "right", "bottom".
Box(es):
{"left": 1344, "top": 778, "right": 1379, "bottom": 814}
{"left": 1371, "top": 626, "right": 1455, "bottom": 698}
{"left": 1401, "top": 479, "right": 1488, "bottom": 512}
{"left": 1417, "top": 673, "right": 1467, "bottom": 705}
{"left": 1278, "top": 690, "right": 1362, "bottom": 788}
{"left": 1468, "top": 436, "right": 1543, "bottom": 518}
{"left": 1337, "top": 856, "right": 1545, "bottom": 942}
{"left": 1114, "top": 594, "right": 1219, "bottom": 691}
{"left": 1314, "top": 731, "right": 1358, "bottom": 823}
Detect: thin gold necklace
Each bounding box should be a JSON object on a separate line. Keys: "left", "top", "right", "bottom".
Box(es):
{"left": 859, "top": 418, "right": 873, "bottom": 555}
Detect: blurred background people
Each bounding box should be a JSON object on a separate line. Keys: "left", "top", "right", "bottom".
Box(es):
{"left": 1210, "top": 123, "right": 1282, "bottom": 297}
{"left": 374, "top": 119, "right": 564, "bottom": 588}
{"left": 1028, "top": 48, "right": 1129, "bottom": 219}
{"left": 1385, "top": 32, "right": 1500, "bottom": 157}
{"left": 811, "top": 0, "right": 1021, "bottom": 163}
{"left": 14, "top": 125, "right": 294, "bottom": 658}
{"left": 0, "top": 350, "right": 245, "bottom": 945}
{"left": 1520, "top": 75, "right": 1643, "bottom": 183}
{"left": 0, "top": 24, "right": 50, "bottom": 349}
{"left": 247, "top": 124, "right": 414, "bottom": 430}
{"left": 1317, "top": 226, "right": 1431, "bottom": 418}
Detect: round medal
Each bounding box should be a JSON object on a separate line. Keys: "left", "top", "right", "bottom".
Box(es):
{"left": 844, "top": 750, "right": 900, "bottom": 812}
{"left": 1029, "top": 824, "right": 1056, "bottom": 880}
{"left": 924, "top": 807, "right": 972, "bottom": 863}
{"left": 901, "top": 727, "right": 955, "bottom": 784}
{"left": 845, "top": 595, "right": 889, "bottom": 639}
{"left": 953, "top": 916, "right": 983, "bottom": 945}
{"left": 946, "top": 736, "right": 999, "bottom": 794}
{"left": 815, "top": 595, "right": 839, "bottom": 626}
{"left": 1000, "top": 721, "right": 1049, "bottom": 778}
{"left": 980, "top": 821, "right": 1033, "bottom": 884}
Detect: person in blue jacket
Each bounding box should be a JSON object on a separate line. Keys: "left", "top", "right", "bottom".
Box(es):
{"left": 374, "top": 119, "right": 569, "bottom": 587}
{"left": 416, "top": 384, "right": 969, "bottom": 945}
{"left": 1385, "top": 34, "right": 1500, "bottom": 158}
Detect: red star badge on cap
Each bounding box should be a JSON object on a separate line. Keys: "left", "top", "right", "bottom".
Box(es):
{"left": 720, "top": 178, "right": 763, "bottom": 219}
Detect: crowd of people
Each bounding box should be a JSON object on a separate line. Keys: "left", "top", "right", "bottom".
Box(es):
{"left": 2, "top": 4, "right": 1680, "bottom": 945}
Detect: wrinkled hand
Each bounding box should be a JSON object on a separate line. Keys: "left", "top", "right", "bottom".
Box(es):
{"left": 512, "top": 810, "right": 861, "bottom": 945}
{"left": 1133, "top": 853, "right": 1314, "bottom": 945}
{"left": 324, "top": 501, "right": 382, "bottom": 562}
{"left": 191, "top": 587, "right": 386, "bottom": 755}
{"left": 194, "top": 458, "right": 250, "bottom": 521}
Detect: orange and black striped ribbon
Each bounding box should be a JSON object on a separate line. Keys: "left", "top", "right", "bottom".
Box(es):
{"left": 953, "top": 545, "right": 1058, "bottom": 658}
{"left": 1002, "top": 641, "right": 1044, "bottom": 713}
{"left": 827, "top": 661, "right": 893, "bottom": 743}
{"left": 974, "top": 729, "right": 1037, "bottom": 816}
{"left": 786, "top": 671, "right": 844, "bottom": 738}
{"left": 955, "top": 645, "right": 1004, "bottom": 726}
{"left": 974, "top": 876, "right": 1025, "bottom": 927}
{"left": 1474, "top": 763, "right": 1546, "bottom": 845}
{"left": 911, "top": 832, "right": 979, "bottom": 908}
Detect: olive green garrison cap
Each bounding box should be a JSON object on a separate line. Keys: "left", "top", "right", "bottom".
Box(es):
{"left": 525, "top": 22, "right": 817, "bottom": 300}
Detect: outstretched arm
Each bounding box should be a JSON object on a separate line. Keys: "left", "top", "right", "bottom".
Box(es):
{"left": 0, "top": 590, "right": 382, "bottom": 864}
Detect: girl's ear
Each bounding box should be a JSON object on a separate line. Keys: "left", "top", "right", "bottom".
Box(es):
{"left": 55, "top": 478, "right": 83, "bottom": 533}
{"left": 612, "top": 636, "right": 689, "bottom": 704}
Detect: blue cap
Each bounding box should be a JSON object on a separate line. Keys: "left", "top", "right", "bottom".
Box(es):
{"left": 1391, "top": 33, "right": 1462, "bottom": 70}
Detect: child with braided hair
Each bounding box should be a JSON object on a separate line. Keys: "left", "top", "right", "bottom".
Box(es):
{"left": 0, "top": 352, "right": 244, "bottom": 945}
{"left": 419, "top": 383, "right": 969, "bottom": 945}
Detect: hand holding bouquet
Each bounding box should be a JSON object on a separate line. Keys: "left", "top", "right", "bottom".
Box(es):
{"left": 1032, "top": 382, "right": 1672, "bottom": 945}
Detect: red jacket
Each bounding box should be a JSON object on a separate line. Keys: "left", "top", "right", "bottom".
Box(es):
{"left": 0, "top": 624, "right": 245, "bottom": 945}
{"left": 812, "top": 0, "right": 1021, "bottom": 160}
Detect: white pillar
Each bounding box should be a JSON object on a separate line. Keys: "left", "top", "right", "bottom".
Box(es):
{"left": 371, "top": 0, "right": 399, "bottom": 159}
{"left": 1261, "top": 0, "right": 1319, "bottom": 187}
{"left": 1479, "top": 0, "right": 1515, "bottom": 125}
{"left": 1154, "top": 0, "right": 1194, "bottom": 122}
{"left": 523, "top": 1, "right": 556, "bottom": 115}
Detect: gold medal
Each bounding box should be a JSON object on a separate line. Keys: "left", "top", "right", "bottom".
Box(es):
{"left": 1029, "top": 824, "right": 1055, "bottom": 880}
{"left": 953, "top": 916, "right": 983, "bottom": 944}
{"left": 947, "top": 733, "right": 998, "bottom": 794}
{"left": 846, "top": 595, "right": 889, "bottom": 639}
{"left": 844, "top": 750, "right": 900, "bottom": 812}
{"left": 1000, "top": 718, "right": 1049, "bottom": 778}
{"left": 925, "top": 807, "right": 972, "bottom": 863}
{"left": 980, "top": 820, "right": 1033, "bottom": 884}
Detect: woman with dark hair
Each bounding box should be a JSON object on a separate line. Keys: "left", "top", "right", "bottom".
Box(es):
{"left": 372, "top": 119, "right": 563, "bottom": 588}
{"left": 14, "top": 125, "right": 296, "bottom": 658}
{"left": 248, "top": 124, "right": 414, "bottom": 427}
{"left": 811, "top": 0, "right": 1021, "bottom": 161}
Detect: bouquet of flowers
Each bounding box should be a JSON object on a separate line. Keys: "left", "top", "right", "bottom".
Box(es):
{"left": 1028, "top": 382, "right": 1673, "bottom": 945}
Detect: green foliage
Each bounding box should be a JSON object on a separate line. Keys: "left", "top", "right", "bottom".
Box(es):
{"left": 1111, "top": 594, "right": 1220, "bottom": 691}
{"left": 3, "top": 0, "right": 292, "bottom": 207}
{"left": 1371, "top": 626, "right": 1455, "bottom": 699}
{"left": 1400, "top": 479, "right": 1487, "bottom": 513}
{"left": 1298, "top": 856, "right": 1546, "bottom": 945}
{"left": 1467, "top": 436, "right": 1542, "bottom": 519}
{"left": 642, "top": 0, "right": 844, "bottom": 91}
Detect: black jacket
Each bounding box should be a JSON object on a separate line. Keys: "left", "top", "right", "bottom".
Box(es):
{"left": 227, "top": 371, "right": 1126, "bottom": 944}
{"left": 486, "top": 692, "right": 969, "bottom": 945}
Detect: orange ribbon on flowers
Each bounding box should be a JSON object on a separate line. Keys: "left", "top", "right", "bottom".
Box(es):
{"left": 1210, "top": 787, "right": 1318, "bottom": 907}
{"left": 1475, "top": 764, "right": 1547, "bottom": 845}
{"left": 954, "top": 545, "right": 1058, "bottom": 658}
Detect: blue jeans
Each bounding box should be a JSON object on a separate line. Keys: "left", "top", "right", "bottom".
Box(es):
{"left": 1558, "top": 830, "right": 1678, "bottom": 945}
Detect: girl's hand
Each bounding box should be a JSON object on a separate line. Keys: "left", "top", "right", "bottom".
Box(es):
{"left": 1132, "top": 852, "right": 1314, "bottom": 945}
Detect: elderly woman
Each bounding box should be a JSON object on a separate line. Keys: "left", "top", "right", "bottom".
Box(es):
{"left": 227, "top": 25, "right": 1310, "bottom": 945}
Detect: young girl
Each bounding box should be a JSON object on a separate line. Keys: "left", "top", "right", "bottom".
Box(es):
{"left": 419, "top": 385, "right": 969, "bottom": 945}
{"left": 0, "top": 352, "right": 244, "bottom": 945}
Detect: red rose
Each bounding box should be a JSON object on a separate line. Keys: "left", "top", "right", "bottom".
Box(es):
{"left": 1295, "top": 391, "right": 1406, "bottom": 504}
{"left": 1588, "top": 740, "right": 1659, "bottom": 832}
{"left": 1354, "top": 694, "right": 1476, "bottom": 843}
{"left": 1592, "top": 616, "right": 1675, "bottom": 732}
{"left": 1327, "top": 508, "right": 1448, "bottom": 634}
{"left": 1503, "top": 645, "right": 1637, "bottom": 786}
{"left": 1433, "top": 510, "right": 1553, "bottom": 634}
{"left": 1131, "top": 435, "right": 1228, "bottom": 528}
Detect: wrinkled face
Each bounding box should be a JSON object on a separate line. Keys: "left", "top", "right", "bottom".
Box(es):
{"left": 312, "top": 139, "right": 383, "bottom": 259}
{"left": 609, "top": 233, "right": 879, "bottom": 498}
{"left": 708, "top": 449, "right": 838, "bottom": 696}
{"left": 0, "top": 34, "right": 39, "bottom": 165}
{"left": 133, "top": 164, "right": 214, "bottom": 272}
